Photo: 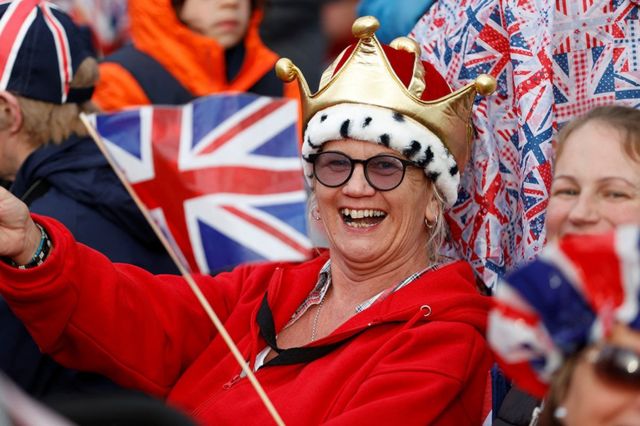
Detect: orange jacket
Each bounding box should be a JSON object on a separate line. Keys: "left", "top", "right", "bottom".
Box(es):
{"left": 93, "top": 0, "right": 298, "bottom": 111}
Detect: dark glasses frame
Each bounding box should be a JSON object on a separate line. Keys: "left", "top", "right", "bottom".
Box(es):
{"left": 588, "top": 344, "right": 640, "bottom": 387}
{"left": 308, "top": 151, "right": 422, "bottom": 192}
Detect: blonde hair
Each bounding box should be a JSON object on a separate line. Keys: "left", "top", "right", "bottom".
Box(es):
{"left": 18, "top": 56, "right": 99, "bottom": 148}
{"left": 555, "top": 105, "right": 640, "bottom": 164}
{"left": 537, "top": 353, "right": 581, "bottom": 426}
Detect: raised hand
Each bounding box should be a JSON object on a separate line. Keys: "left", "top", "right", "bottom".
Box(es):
{"left": 0, "top": 187, "right": 41, "bottom": 264}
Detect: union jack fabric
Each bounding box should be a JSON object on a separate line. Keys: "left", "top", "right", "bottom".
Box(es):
{"left": 488, "top": 226, "right": 640, "bottom": 397}
{"left": 89, "top": 93, "right": 312, "bottom": 274}
{"left": 412, "top": 0, "right": 640, "bottom": 289}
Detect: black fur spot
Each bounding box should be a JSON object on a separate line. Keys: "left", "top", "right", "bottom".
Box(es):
{"left": 307, "top": 136, "right": 321, "bottom": 149}
{"left": 320, "top": 114, "right": 328, "bottom": 122}
{"left": 402, "top": 140, "right": 422, "bottom": 158}
{"left": 417, "top": 146, "right": 434, "bottom": 167}
{"left": 302, "top": 155, "right": 313, "bottom": 163}
{"left": 379, "top": 134, "right": 390, "bottom": 147}
{"left": 340, "top": 119, "right": 351, "bottom": 138}
{"left": 392, "top": 112, "right": 405, "bottom": 122}
{"left": 362, "top": 117, "right": 372, "bottom": 127}
{"left": 449, "top": 164, "right": 459, "bottom": 176}
{"left": 427, "top": 171, "right": 440, "bottom": 182}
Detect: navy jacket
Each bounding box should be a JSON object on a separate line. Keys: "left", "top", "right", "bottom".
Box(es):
{"left": 1, "top": 135, "right": 178, "bottom": 397}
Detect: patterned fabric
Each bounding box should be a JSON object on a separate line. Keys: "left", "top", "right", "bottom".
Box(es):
{"left": 412, "top": 0, "right": 640, "bottom": 288}
{"left": 488, "top": 226, "right": 640, "bottom": 397}
{"left": 89, "top": 92, "right": 312, "bottom": 274}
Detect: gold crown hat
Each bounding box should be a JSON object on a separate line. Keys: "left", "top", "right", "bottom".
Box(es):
{"left": 276, "top": 16, "right": 496, "bottom": 207}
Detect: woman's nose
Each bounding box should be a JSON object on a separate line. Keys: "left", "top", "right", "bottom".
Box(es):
{"left": 567, "top": 193, "right": 600, "bottom": 225}
{"left": 342, "top": 164, "right": 375, "bottom": 196}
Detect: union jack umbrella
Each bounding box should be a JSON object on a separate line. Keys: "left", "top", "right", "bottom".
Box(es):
{"left": 412, "top": 0, "right": 640, "bottom": 289}
{"left": 88, "top": 93, "right": 312, "bottom": 274}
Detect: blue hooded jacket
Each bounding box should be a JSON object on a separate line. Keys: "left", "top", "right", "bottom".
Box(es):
{"left": 1, "top": 134, "right": 179, "bottom": 397}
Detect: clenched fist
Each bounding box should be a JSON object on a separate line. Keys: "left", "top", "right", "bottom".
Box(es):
{"left": 0, "top": 187, "right": 41, "bottom": 264}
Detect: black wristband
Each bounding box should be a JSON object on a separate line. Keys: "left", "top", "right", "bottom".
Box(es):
{"left": 5, "top": 224, "right": 52, "bottom": 269}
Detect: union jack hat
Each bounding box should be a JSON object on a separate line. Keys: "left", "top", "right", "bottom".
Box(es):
{"left": 488, "top": 226, "right": 640, "bottom": 398}
{"left": 0, "top": 0, "right": 94, "bottom": 104}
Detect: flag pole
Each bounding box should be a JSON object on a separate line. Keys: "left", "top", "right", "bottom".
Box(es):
{"left": 80, "top": 113, "right": 286, "bottom": 426}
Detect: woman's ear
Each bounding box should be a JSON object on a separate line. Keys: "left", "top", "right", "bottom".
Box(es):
{"left": 424, "top": 188, "right": 439, "bottom": 225}
{"left": 0, "top": 91, "right": 23, "bottom": 134}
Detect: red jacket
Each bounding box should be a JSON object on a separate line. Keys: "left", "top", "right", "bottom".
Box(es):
{"left": 0, "top": 216, "right": 492, "bottom": 425}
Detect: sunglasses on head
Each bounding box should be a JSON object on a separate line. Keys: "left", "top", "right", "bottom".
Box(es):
{"left": 308, "top": 151, "right": 422, "bottom": 191}
{"left": 588, "top": 344, "right": 640, "bottom": 387}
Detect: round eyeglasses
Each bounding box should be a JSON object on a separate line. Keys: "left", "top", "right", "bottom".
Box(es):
{"left": 309, "top": 151, "right": 421, "bottom": 191}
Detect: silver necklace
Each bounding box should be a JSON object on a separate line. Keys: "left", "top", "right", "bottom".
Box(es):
{"left": 310, "top": 297, "right": 325, "bottom": 342}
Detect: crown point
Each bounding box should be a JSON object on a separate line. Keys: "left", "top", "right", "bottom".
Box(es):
{"left": 475, "top": 74, "right": 497, "bottom": 96}
{"left": 352, "top": 16, "right": 380, "bottom": 39}
{"left": 389, "top": 37, "right": 421, "bottom": 56}
{"left": 275, "top": 58, "right": 297, "bottom": 83}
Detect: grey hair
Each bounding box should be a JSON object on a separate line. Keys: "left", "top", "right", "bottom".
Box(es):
{"left": 426, "top": 185, "right": 448, "bottom": 265}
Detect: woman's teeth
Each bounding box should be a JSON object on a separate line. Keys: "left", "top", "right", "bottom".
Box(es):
{"left": 340, "top": 208, "right": 386, "bottom": 228}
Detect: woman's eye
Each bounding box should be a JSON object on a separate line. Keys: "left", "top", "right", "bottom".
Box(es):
{"left": 602, "top": 190, "right": 632, "bottom": 200}
{"left": 552, "top": 188, "right": 578, "bottom": 197}
{"left": 370, "top": 159, "right": 402, "bottom": 173}
{"left": 323, "top": 159, "right": 350, "bottom": 170}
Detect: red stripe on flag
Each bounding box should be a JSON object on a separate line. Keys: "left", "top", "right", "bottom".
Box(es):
{"left": 199, "top": 99, "right": 290, "bottom": 155}
{"left": 0, "top": 0, "right": 39, "bottom": 82}
{"left": 223, "top": 205, "right": 310, "bottom": 256}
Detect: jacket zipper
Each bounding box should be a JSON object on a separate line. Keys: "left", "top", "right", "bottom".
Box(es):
{"left": 222, "top": 373, "right": 242, "bottom": 390}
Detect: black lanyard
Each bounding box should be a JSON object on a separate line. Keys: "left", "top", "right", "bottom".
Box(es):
{"left": 257, "top": 293, "right": 357, "bottom": 366}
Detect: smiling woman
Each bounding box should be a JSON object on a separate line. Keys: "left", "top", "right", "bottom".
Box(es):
{"left": 0, "top": 15, "right": 496, "bottom": 426}
{"left": 546, "top": 106, "right": 640, "bottom": 241}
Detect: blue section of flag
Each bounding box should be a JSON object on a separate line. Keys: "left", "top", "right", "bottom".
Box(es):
{"left": 251, "top": 124, "right": 299, "bottom": 158}
{"left": 257, "top": 202, "right": 308, "bottom": 236}
{"left": 191, "top": 94, "right": 260, "bottom": 150}
{"left": 199, "top": 220, "right": 265, "bottom": 272}
{"left": 96, "top": 110, "right": 143, "bottom": 159}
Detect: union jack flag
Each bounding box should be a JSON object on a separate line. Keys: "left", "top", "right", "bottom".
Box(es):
{"left": 89, "top": 93, "right": 312, "bottom": 274}
{"left": 412, "top": 0, "right": 640, "bottom": 289}
{"left": 489, "top": 226, "right": 640, "bottom": 397}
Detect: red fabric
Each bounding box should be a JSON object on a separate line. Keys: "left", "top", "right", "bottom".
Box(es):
{"left": 93, "top": 0, "right": 288, "bottom": 111}
{"left": 0, "top": 215, "right": 493, "bottom": 425}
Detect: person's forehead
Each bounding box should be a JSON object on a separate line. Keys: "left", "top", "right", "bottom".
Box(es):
{"left": 322, "top": 139, "right": 401, "bottom": 157}
{"left": 557, "top": 124, "right": 639, "bottom": 173}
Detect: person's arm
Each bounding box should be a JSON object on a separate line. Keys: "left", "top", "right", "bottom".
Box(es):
{"left": 0, "top": 188, "right": 245, "bottom": 397}
{"left": 323, "top": 322, "right": 492, "bottom": 425}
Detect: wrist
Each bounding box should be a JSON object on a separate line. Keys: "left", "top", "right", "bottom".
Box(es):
{"left": 6, "top": 224, "right": 52, "bottom": 269}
